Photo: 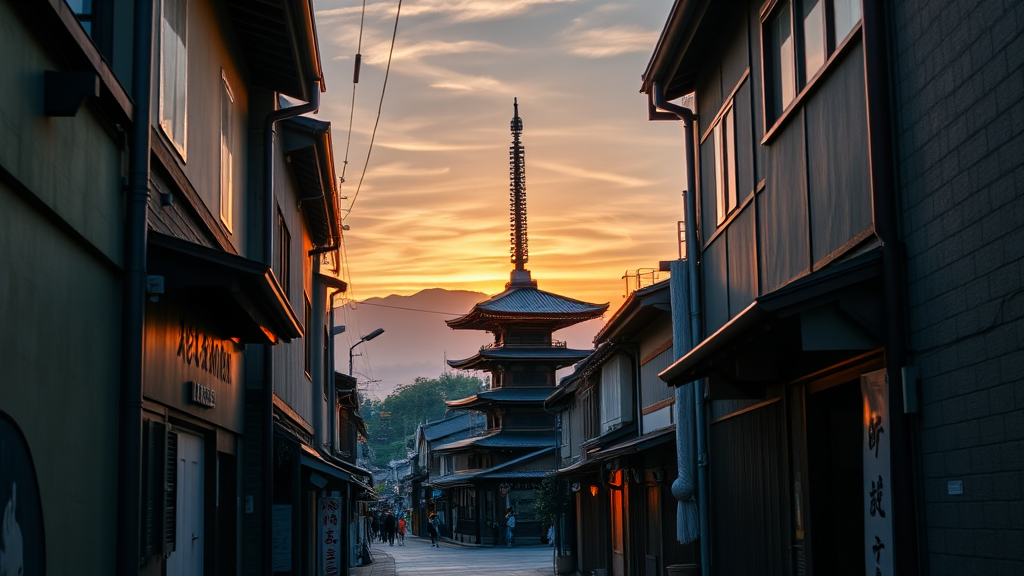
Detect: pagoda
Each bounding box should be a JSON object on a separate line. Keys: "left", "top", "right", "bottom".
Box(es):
{"left": 428, "top": 99, "right": 608, "bottom": 546}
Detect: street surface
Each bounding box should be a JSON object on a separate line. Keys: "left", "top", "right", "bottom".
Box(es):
{"left": 358, "top": 534, "right": 555, "bottom": 576}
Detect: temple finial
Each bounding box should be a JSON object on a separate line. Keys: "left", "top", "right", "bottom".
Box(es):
{"left": 508, "top": 98, "right": 533, "bottom": 287}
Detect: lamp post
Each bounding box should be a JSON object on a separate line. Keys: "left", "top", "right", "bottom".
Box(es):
{"left": 349, "top": 328, "right": 385, "bottom": 375}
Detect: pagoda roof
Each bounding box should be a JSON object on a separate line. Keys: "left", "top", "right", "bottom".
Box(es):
{"left": 446, "top": 286, "right": 607, "bottom": 331}
{"left": 447, "top": 346, "right": 592, "bottom": 371}
{"left": 429, "top": 448, "right": 555, "bottom": 487}
{"left": 445, "top": 387, "right": 555, "bottom": 410}
{"left": 432, "top": 429, "right": 556, "bottom": 453}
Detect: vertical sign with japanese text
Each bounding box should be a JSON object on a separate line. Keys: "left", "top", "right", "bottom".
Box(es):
{"left": 862, "top": 369, "right": 894, "bottom": 576}
{"left": 319, "top": 497, "right": 343, "bottom": 576}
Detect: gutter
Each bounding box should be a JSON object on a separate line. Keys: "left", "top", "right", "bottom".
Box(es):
{"left": 117, "top": 1, "right": 153, "bottom": 574}
{"left": 261, "top": 83, "right": 320, "bottom": 576}
{"left": 651, "top": 82, "right": 710, "bottom": 576}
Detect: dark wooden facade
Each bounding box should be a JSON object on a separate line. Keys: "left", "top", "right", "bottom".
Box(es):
{"left": 644, "top": 1, "right": 914, "bottom": 575}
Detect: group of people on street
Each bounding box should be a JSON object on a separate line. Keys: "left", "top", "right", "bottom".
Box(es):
{"left": 368, "top": 509, "right": 406, "bottom": 546}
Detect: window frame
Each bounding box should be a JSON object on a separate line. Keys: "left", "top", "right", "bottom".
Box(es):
{"left": 303, "top": 294, "right": 312, "bottom": 380}
{"left": 760, "top": 0, "right": 863, "bottom": 140}
{"left": 278, "top": 210, "right": 291, "bottom": 298}
{"left": 219, "top": 69, "right": 234, "bottom": 232}
{"left": 712, "top": 102, "right": 739, "bottom": 225}
{"left": 159, "top": 0, "right": 189, "bottom": 160}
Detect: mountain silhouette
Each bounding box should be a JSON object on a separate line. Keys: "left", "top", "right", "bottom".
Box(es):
{"left": 335, "top": 288, "right": 605, "bottom": 398}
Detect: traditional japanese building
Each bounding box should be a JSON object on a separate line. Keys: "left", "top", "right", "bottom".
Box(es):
{"left": 432, "top": 100, "right": 608, "bottom": 546}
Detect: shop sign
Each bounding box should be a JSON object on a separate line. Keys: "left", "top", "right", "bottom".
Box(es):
{"left": 318, "top": 497, "right": 342, "bottom": 576}
{"left": 272, "top": 505, "right": 291, "bottom": 571}
{"left": 862, "top": 370, "right": 894, "bottom": 576}
{"left": 189, "top": 381, "right": 217, "bottom": 408}
{"left": 431, "top": 489, "right": 443, "bottom": 499}
{"left": 0, "top": 412, "right": 45, "bottom": 576}
{"left": 177, "top": 317, "right": 233, "bottom": 383}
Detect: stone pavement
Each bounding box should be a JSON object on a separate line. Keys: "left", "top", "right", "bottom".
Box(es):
{"left": 352, "top": 534, "right": 555, "bottom": 576}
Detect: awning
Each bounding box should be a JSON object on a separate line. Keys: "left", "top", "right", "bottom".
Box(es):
{"left": 299, "top": 444, "right": 374, "bottom": 490}
{"left": 660, "top": 249, "right": 884, "bottom": 388}
{"left": 148, "top": 232, "right": 302, "bottom": 344}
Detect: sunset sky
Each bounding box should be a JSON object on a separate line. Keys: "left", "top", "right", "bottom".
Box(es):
{"left": 314, "top": 0, "right": 685, "bottom": 313}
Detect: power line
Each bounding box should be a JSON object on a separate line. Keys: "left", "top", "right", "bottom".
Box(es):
{"left": 343, "top": 0, "right": 403, "bottom": 220}
{"left": 339, "top": 0, "right": 368, "bottom": 183}
{"left": 353, "top": 301, "right": 464, "bottom": 316}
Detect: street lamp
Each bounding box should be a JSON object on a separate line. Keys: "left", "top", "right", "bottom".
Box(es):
{"left": 349, "top": 328, "right": 385, "bottom": 375}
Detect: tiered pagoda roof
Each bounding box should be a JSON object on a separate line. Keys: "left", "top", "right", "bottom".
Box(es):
{"left": 445, "top": 285, "right": 608, "bottom": 332}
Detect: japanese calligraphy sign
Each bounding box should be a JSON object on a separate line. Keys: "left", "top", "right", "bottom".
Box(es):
{"left": 862, "top": 369, "right": 894, "bottom": 576}
{"left": 318, "top": 497, "right": 343, "bottom": 576}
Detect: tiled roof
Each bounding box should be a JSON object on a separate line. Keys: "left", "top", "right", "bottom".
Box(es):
{"left": 478, "top": 287, "right": 606, "bottom": 315}
{"left": 421, "top": 413, "right": 486, "bottom": 442}
{"left": 433, "top": 429, "right": 556, "bottom": 453}
{"left": 446, "top": 287, "right": 607, "bottom": 331}
{"left": 447, "top": 347, "right": 592, "bottom": 370}
{"left": 446, "top": 387, "right": 555, "bottom": 409}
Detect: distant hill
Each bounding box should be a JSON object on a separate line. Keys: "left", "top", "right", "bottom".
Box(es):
{"left": 336, "top": 288, "right": 606, "bottom": 398}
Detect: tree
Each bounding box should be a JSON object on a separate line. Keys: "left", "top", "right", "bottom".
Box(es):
{"left": 362, "top": 372, "right": 483, "bottom": 467}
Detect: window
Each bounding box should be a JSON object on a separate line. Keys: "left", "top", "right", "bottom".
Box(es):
{"left": 713, "top": 105, "right": 738, "bottom": 224}
{"left": 220, "top": 71, "right": 234, "bottom": 231}
{"left": 278, "top": 211, "right": 290, "bottom": 296}
{"left": 833, "top": 0, "right": 861, "bottom": 43}
{"left": 303, "top": 295, "right": 312, "bottom": 379}
{"left": 766, "top": 2, "right": 796, "bottom": 122}
{"left": 160, "top": 0, "right": 188, "bottom": 158}
{"left": 763, "top": 0, "right": 862, "bottom": 125}
{"left": 66, "top": 0, "right": 94, "bottom": 35}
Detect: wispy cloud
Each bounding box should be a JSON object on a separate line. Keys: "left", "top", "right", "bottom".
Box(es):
{"left": 376, "top": 140, "right": 499, "bottom": 152}
{"left": 364, "top": 39, "right": 509, "bottom": 65}
{"left": 562, "top": 23, "right": 658, "bottom": 58}
{"left": 318, "top": 0, "right": 578, "bottom": 23}
{"left": 368, "top": 162, "right": 451, "bottom": 176}
{"left": 532, "top": 160, "right": 655, "bottom": 188}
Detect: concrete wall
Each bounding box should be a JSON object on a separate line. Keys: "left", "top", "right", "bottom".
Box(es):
{"left": 0, "top": 1, "right": 125, "bottom": 572}
{"left": 891, "top": 0, "right": 1024, "bottom": 573}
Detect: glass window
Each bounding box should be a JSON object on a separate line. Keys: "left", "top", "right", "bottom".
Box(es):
{"left": 160, "top": 0, "right": 188, "bottom": 158}
{"left": 714, "top": 105, "right": 738, "bottom": 225}
{"left": 833, "top": 0, "right": 861, "bottom": 43}
{"left": 66, "top": 0, "right": 93, "bottom": 35}
{"left": 768, "top": 2, "right": 796, "bottom": 121}
{"left": 304, "top": 295, "right": 311, "bottom": 378}
{"left": 220, "top": 72, "right": 234, "bottom": 231}
{"left": 278, "top": 212, "right": 290, "bottom": 297}
{"left": 803, "top": 0, "right": 826, "bottom": 79}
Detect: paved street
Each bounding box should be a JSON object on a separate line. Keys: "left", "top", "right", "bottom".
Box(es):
{"left": 353, "top": 535, "right": 555, "bottom": 576}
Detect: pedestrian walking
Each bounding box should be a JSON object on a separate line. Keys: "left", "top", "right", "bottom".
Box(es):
{"left": 383, "top": 510, "right": 397, "bottom": 546}
{"left": 428, "top": 512, "right": 440, "bottom": 547}
{"left": 397, "top": 516, "right": 406, "bottom": 546}
{"left": 505, "top": 507, "right": 516, "bottom": 547}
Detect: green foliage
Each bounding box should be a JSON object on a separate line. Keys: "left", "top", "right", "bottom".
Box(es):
{"left": 534, "top": 476, "right": 570, "bottom": 526}
{"left": 362, "top": 372, "right": 483, "bottom": 467}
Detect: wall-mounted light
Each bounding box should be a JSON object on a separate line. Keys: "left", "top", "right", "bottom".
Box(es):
{"left": 589, "top": 485, "right": 598, "bottom": 497}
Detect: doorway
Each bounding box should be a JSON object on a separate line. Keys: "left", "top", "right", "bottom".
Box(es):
{"left": 167, "top": 431, "right": 205, "bottom": 576}
{"left": 805, "top": 381, "right": 864, "bottom": 575}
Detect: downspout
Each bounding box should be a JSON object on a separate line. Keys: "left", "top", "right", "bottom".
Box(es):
{"left": 861, "top": 3, "right": 918, "bottom": 574}
{"left": 653, "top": 83, "right": 709, "bottom": 576}
{"left": 261, "top": 83, "right": 320, "bottom": 576}
{"left": 117, "top": 0, "right": 154, "bottom": 574}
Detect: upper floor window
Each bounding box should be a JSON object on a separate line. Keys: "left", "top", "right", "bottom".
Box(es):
{"left": 220, "top": 71, "right": 234, "bottom": 231}
{"left": 303, "top": 294, "right": 312, "bottom": 379}
{"left": 278, "top": 211, "right": 291, "bottom": 297}
{"left": 713, "top": 104, "right": 738, "bottom": 224}
{"left": 66, "top": 0, "right": 94, "bottom": 35}
{"left": 160, "top": 0, "right": 188, "bottom": 158}
{"left": 762, "top": 0, "right": 862, "bottom": 125}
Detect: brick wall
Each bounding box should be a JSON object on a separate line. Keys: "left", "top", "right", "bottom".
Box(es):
{"left": 891, "top": 0, "right": 1024, "bottom": 573}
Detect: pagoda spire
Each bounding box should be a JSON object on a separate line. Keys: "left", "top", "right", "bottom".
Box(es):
{"left": 508, "top": 98, "right": 534, "bottom": 287}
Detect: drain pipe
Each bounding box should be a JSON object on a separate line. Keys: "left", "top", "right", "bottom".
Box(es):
{"left": 653, "top": 83, "right": 709, "bottom": 576}
{"left": 117, "top": 0, "right": 154, "bottom": 574}
{"left": 261, "top": 84, "right": 320, "bottom": 576}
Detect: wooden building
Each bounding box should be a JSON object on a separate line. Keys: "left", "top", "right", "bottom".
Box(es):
{"left": 641, "top": 1, "right": 914, "bottom": 575}
{"left": 546, "top": 280, "right": 698, "bottom": 576}
{"left": 435, "top": 101, "right": 607, "bottom": 546}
